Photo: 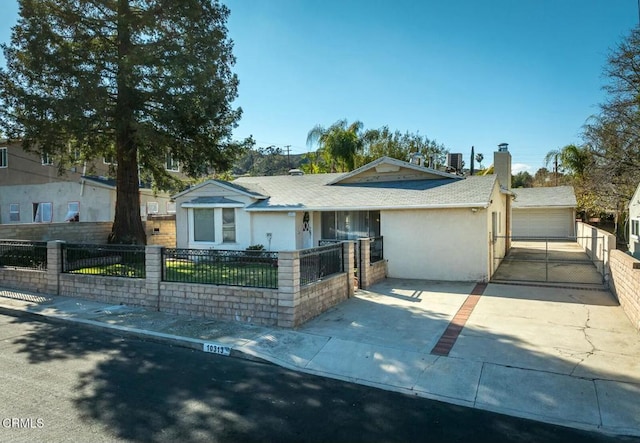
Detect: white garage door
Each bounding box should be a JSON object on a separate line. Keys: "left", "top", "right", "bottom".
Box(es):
{"left": 512, "top": 208, "right": 573, "bottom": 238}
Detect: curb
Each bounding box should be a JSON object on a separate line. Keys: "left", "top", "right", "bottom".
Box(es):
{"left": 0, "top": 304, "right": 272, "bottom": 365}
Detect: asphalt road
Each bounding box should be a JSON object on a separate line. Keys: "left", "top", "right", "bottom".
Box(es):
{"left": 0, "top": 313, "right": 636, "bottom": 443}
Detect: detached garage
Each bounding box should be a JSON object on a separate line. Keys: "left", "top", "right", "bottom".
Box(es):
{"left": 512, "top": 186, "right": 577, "bottom": 238}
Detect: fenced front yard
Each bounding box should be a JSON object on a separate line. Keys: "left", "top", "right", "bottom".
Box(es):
{"left": 0, "top": 240, "right": 357, "bottom": 327}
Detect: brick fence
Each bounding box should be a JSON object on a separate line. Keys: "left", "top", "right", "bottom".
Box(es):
{"left": 609, "top": 250, "right": 640, "bottom": 333}
{"left": 1, "top": 241, "right": 355, "bottom": 328}
{"left": 358, "top": 238, "right": 387, "bottom": 289}
{"left": 0, "top": 218, "right": 176, "bottom": 247}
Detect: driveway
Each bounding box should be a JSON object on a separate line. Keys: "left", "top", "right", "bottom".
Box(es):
{"left": 492, "top": 240, "right": 605, "bottom": 285}
{"left": 297, "top": 279, "right": 640, "bottom": 435}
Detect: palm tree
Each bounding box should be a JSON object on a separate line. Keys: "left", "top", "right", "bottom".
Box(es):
{"left": 475, "top": 153, "right": 484, "bottom": 169}
{"left": 306, "top": 119, "right": 364, "bottom": 172}
{"left": 544, "top": 144, "right": 590, "bottom": 179}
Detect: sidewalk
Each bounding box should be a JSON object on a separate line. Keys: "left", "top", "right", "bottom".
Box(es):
{"left": 0, "top": 282, "right": 639, "bottom": 438}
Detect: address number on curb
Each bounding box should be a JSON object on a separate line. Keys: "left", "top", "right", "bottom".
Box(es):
{"left": 203, "top": 343, "right": 231, "bottom": 356}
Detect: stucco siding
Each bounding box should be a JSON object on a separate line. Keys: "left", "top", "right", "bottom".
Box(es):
{"left": 250, "top": 212, "right": 296, "bottom": 251}
{"left": 382, "top": 207, "right": 489, "bottom": 281}
{"left": 174, "top": 182, "right": 258, "bottom": 250}
{"left": 0, "top": 182, "right": 114, "bottom": 224}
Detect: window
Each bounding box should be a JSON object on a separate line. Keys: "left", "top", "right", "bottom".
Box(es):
{"left": 33, "top": 202, "right": 53, "bottom": 223}
{"left": 147, "top": 201, "right": 159, "bottom": 214}
{"left": 65, "top": 202, "right": 79, "bottom": 222}
{"left": 0, "top": 147, "right": 7, "bottom": 168}
{"left": 193, "top": 208, "right": 215, "bottom": 242}
{"left": 222, "top": 208, "right": 236, "bottom": 242}
{"left": 103, "top": 155, "right": 116, "bottom": 165}
{"left": 321, "top": 210, "right": 380, "bottom": 240}
{"left": 9, "top": 204, "right": 20, "bottom": 222}
{"left": 632, "top": 220, "right": 640, "bottom": 237}
{"left": 41, "top": 153, "right": 53, "bottom": 165}
{"left": 166, "top": 201, "right": 176, "bottom": 214}
{"left": 166, "top": 153, "right": 179, "bottom": 172}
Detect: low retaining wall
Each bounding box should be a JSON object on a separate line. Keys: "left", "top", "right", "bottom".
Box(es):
{"left": 160, "top": 282, "right": 279, "bottom": 325}
{"left": 0, "top": 268, "right": 47, "bottom": 294}
{"left": 297, "top": 274, "right": 349, "bottom": 327}
{"left": 609, "top": 250, "right": 640, "bottom": 332}
{"left": 58, "top": 274, "right": 154, "bottom": 309}
{"left": 0, "top": 241, "right": 356, "bottom": 328}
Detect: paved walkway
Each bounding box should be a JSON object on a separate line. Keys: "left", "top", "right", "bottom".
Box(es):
{"left": 0, "top": 279, "right": 639, "bottom": 438}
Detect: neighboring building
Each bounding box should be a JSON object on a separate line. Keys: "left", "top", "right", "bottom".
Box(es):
{"left": 173, "top": 149, "right": 515, "bottom": 282}
{"left": 0, "top": 140, "right": 180, "bottom": 224}
{"left": 629, "top": 182, "right": 640, "bottom": 259}
{"left": 511, "top": 186, "right": 577, "bottom": 238}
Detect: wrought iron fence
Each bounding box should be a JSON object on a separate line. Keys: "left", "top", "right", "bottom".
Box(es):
{"left": 300, "top": 243, "right": 344, "bottom": 286}
{"left": 62, "top": 243, "right": 146, "bottom": 278}
{"left": 370, "top": 236, "right": 384, "bottom": 263}
{"left": 162, "top": 248, "right": 279, "bottom": 289}
{"left": 0, "top": 240, "right": 47, "bottom": 270}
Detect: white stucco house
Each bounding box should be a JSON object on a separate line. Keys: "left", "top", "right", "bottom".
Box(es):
{"left": 629, "top": 182, "right": 640, "bottom": 259}
{"left": 173, "top": 149, "right": 515, "bottom": 282}
{"left": 511, "top": 186, "right": 577, "bottom": 238}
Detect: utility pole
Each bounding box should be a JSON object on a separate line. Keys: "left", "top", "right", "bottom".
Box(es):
{"left": 554, "top": 154, "right": 559, "bottom": 186}
{"left": 285, "top": 145, "right": 291, "bottom": 168}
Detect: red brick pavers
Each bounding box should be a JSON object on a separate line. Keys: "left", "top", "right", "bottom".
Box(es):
{"left": 430, "top": 283, "right": 487, "bottom": 356}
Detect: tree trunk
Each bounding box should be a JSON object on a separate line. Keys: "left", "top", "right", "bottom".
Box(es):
{"left": 109, "top": 0, "right": 146, "bottom": 245}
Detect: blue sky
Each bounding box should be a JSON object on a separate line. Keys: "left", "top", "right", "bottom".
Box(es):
{"left": 1, "top": 1, "right": 638, "bottom": 173}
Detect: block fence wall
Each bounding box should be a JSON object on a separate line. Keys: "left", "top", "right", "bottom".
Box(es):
{"left": 0, "top": 218, "right": 176, "bottom": 247}
{"left": 1, "top": 241, "right": 355, "bottom": 328}
{"left": 609, "top": 250, "right": 640, "bottom": 333}
{"left": 358, "top": 238, "right": 388, "bottom": 289}
{"left": 576, "top": 221, "right": 616, "bottom": 280}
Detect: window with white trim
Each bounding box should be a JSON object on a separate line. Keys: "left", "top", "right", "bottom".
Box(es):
{"left": 9, "top": 203, "right": 20, "bottom": 222}
{"left": 147, "top": 201, "right": 159, "bottom": 214}
{"left": 193, "top": 208, "right": 215, "bottom": 242}
{"left": 41, "top": 153, "right": 53, "bottom": 165}
{"left": 166, "top": 201, "right": 176, "bottom": 214}
{"left": 222, "top": 208, "right": 236, "bottom": 243}
{"left": 632, "top": 219, "right": 640, "bottom": 237}
{"left": 33, "top": 202, "right": 53, "bottom": 223}
{"left": 0, "top": 147, "right": 7, "bottom": 168}
{"left": 65, "top": 201, "right": 79, "bottom": 222}
{"left": 165, "top": 153, "right": 179, "bottom": 172}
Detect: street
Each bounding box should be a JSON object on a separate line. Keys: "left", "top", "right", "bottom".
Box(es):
{"left": 0, "top": 313, "right": 635, "bottom": 443}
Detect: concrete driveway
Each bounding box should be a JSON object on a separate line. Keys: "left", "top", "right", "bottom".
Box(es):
{"left": 298, "top": 279, "right": 640, "bottom": 435}
{"left": 491, "top": 240, "right": 605, "bottom": 285}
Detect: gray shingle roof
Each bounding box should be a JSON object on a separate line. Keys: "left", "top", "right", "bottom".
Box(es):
{"left": 512, "top": 186, "right": 577, "bottom": 208}
{"left": 233, "top": 173, "right": 498, "bottom": 211}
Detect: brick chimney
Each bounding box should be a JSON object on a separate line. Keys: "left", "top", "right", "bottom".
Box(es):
{"left": 494, "top": 143, "right": 511, "bottom": 190}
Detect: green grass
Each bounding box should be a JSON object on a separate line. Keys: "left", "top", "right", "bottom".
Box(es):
{"left": 68, "top": 263, "right": 145, "bottom": 278}
{"left": 163, "top": 260, "right": 278, "bottom": 288}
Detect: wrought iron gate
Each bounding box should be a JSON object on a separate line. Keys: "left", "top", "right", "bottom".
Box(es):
{"left": 491, "top": 236, "right": 605, "bottom": 285}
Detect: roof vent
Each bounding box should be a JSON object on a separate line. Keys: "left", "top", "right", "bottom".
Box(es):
{"left": 408, "top": 152, "right": 426, "bottom": 166}
{"left": 288, "top": 168, "right": 304, "bottom": 176}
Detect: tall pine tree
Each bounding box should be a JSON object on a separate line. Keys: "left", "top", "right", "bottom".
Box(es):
{"left": 0, "top": 0, "right": 248, "bottom": 244}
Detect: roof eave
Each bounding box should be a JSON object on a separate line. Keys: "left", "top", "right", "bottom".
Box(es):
{"left": 245, "top": 202, "right": 491, "bottom": 212}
